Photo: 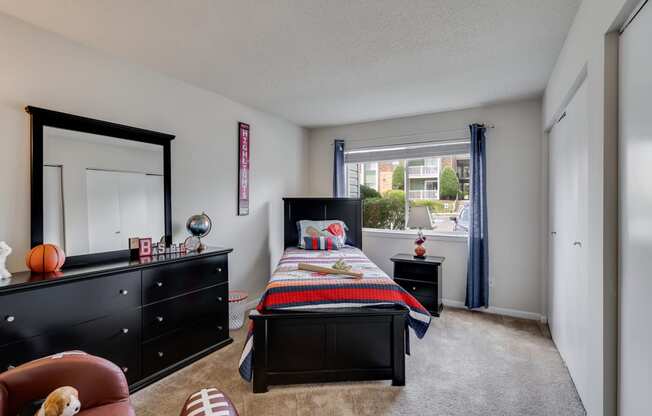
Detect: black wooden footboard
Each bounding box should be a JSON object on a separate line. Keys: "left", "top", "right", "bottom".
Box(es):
{"left": 250, "top": 307, "right": 407, "bottom": 393}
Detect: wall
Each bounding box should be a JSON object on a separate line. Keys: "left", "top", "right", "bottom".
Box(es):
{"left": 0, "top": 13, "right": 309, "bottom": 297}
{"left": 308, "top": 99, "right": 545, "bottom": 318}
{"left": 542, "top": 1, "right": 641, "bottom": 415}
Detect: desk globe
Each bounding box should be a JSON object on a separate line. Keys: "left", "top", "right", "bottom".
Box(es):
{"left": 186, "top": 212, "right": 212, "bottom": 251}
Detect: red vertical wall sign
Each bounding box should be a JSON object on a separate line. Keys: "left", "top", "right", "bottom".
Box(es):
{"left": 238, "top": 122, "right": 250, "bottom": 216}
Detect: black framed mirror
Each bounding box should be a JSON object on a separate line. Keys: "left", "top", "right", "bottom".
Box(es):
{"left": 26, "top": 106, "right": 175, "bottom": 267}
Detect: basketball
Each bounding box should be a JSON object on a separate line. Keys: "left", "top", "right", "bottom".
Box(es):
{"left": 25, "top": 244, "right": 66, "bottom": 273}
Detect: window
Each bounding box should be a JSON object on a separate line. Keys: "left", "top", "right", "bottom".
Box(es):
{"left": 345, "top": 142, "right": 470, "bottom": 234}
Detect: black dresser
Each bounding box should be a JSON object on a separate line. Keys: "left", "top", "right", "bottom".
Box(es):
{"left": 0, "top": 247, "right": 233, "bottom": 392}
{"left": 390, "top": 254, "right": 444, "bottom": 316}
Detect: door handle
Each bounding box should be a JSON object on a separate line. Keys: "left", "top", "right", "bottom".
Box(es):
{"left": 551, "top": 231, "right": 557, "bottom": 236}
{"left": 573, "top": 241, "right": 582, "bottom": 247}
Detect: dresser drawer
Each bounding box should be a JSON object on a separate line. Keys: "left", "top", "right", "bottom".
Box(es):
{"left": 393, "top": 262, "right": 438, "bottom": 282}
{"left": 396, "top": 278, "right": 435, "bottom": 299}
{"left": 142, "top": 284, "right": 228, "bottom": 341}
{"left": 0, "top": 308, "right": 140, "bottom": 382}
{"left": 0, "top": 271, "right": 141, "bottom": 346}
{"left": 142, "top": 255, "right": 227, "bottom": 304}
{"left": 141, "top": 317, "right": 228, "bottom": 377}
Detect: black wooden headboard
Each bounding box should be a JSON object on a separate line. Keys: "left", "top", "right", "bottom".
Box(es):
{"left": 283, "top": 198, "right": 362, "bottom": 249}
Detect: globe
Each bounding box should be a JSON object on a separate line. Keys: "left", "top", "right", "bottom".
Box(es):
{"left": 186, "top": 212, "right": 212, "bottom": 238}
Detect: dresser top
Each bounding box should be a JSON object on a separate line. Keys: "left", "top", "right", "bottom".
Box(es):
{"left": 390, "top": 253, "right": 445, "bottom": 265}
{"left": 0, "top": 246, "right": 233, "bottom": 294}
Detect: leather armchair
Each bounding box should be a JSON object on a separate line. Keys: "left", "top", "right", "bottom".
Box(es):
{"left": 0, "top": 351, "right": 134, "bottom": 416}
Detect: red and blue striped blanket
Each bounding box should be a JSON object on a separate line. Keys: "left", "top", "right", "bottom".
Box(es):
{"left": 238, "top": 246, "right": 431, "bottom": 381}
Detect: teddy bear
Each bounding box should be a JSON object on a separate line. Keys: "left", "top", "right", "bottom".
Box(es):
{"left": 35, "top": 386, "right": 81, "bottom": 416}
{"left": 0, "top": 241, "right": 12, "bottom": 279}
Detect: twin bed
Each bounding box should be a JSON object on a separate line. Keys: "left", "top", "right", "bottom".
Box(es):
{"left": 239, "top": 198, "right": 432, "bottom": 393}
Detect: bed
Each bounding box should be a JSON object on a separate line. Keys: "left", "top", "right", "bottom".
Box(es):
{"left": 239, "top": 198, "right": 431, "bottom": 393}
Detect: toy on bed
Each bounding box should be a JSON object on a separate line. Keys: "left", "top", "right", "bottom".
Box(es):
{"left": 35, "top": 386, "right": 80, "bottom": 416}
{"left": 298, "top": 262, "right": 363, "bottom": 279}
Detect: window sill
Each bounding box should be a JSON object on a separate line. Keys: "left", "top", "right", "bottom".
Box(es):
{"left": 362, "top": 228, "right": 468, "bottom": 243}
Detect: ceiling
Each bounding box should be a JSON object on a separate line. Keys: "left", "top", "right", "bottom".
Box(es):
{"left": 0, "top": 0, "right": 580, "bottom": 127}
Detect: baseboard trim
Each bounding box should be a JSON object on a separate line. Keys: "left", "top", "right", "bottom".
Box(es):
{"left": 442, "top": 299, "right": 547, "bottom": 323}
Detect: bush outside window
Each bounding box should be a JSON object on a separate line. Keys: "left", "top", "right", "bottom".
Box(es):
{"left": 346, "top": 155, "right": 470, "bottom": 234}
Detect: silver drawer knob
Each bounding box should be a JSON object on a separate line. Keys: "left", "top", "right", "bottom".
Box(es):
{"left": 157, "top": 351, "right": 164, "bottom": 358}
{"left": 217, "top": 296, "right": 223, "bottom": 302}
{"left": 412, "top": 287, "right": 417, "bottom": 291}
{"left": 216, "top": 267, "right": 222, "bottom": 273}
{"left": 217, "top": 325, "right": 223, "bottom": 331}
{"left": 156, "top": 281, "right": 163, "bottom": 287}
{"left": 119, "top": 289, "right": 129, "bottom": 296}
{"left": 156, "top": 316, "right": 164, "bottom": 323}
{"left": 122, "top": 367, "right": 129, "bottom": 373}
{"left": 121, "top": 328, "right": 129, "bottom": 334}
{"left": 5, "top": 315, "right": 15, "bottom": 323}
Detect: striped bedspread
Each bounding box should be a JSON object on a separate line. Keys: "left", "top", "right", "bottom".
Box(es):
{"left": 238, "top": 246, "right": 431, "bottom": 381}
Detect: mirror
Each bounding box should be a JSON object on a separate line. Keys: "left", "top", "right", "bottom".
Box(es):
{"left": 43, "top": 127, "right": 165, "bottom": 256}
{"left": 28, "top": 107, "right": 174, "bottom": 266}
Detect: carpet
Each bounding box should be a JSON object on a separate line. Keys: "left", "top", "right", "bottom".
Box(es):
{"left": 131, "top": 307, "right": 585, "bottom": 415}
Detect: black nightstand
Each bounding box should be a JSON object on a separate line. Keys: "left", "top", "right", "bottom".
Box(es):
{"left": 390, "top": 254, "right": 444, "bottom": 316}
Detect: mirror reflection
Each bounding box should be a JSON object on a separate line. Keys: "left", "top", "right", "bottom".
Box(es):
{"left": 43, "top": 127, "right": 165, "bottom": 256}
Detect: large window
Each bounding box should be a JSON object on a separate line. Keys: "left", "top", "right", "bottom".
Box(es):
{"left": 345, "top": 142, "right": 470, "bottom": 234}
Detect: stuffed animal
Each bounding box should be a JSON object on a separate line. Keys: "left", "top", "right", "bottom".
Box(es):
{"left": 0, "top": 241, "right": 12, "bottom": 279}
{"left": 35, "top": 386, "right": 80, "bottom": 416}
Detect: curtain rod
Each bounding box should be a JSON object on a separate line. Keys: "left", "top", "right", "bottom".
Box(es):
{"left": 336, "top": 123, "right": 496, "bottom": 142}
{"left": 332, "top": 123, "right": 494, "bottom": 147}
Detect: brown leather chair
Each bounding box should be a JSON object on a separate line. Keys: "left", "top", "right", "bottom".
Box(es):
{"left": 0, "top": 351, "right": 134, "bottom": 416}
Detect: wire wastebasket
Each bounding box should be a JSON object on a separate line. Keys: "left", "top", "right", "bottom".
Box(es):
{"left": 228, "top": 290, "right": 249, "bottom": 330}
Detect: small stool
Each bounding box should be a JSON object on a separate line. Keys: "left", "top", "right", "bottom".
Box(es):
{"left": 179, "top": 388, "right": 239, "bottom": 416}
{"left": 228, "top": 290, "right": 249, "bottom": 330}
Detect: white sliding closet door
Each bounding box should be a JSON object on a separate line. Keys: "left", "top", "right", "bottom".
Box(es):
{"left": 548, "top": 80, "right": 590, "bottom": 412}
{"left": 619, "top": 2, "right": 652, "bottom": 414}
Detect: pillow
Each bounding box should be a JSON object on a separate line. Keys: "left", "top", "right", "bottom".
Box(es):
{"left": 297, "top": 220, "right": 347, "bottom": 249}
{"left": 303, "top": 236, "right": 340, "bottom": 250}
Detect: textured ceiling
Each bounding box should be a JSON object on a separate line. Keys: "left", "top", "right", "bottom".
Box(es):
{"left": 0, "top": 0, "right": 580, "bottom": 127}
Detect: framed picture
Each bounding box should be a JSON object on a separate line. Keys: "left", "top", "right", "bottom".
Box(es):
{"left": 237, "top": 122, "right": 250, "bottom": 216}
{"left": 138, "top": 238, "right": 152, "bottom": 257}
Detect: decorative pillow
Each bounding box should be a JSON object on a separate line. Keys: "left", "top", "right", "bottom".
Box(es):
{"left": 297, "top": 220, "right": 347, "bottom": 249}
{"left": 303, "top": 236, "right": 340, "bottom": 250}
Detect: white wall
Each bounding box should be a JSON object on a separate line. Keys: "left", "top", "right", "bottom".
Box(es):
{"left": 308, "top": 99, "right": 545, "bottom": 317}
{"left": 0, "top": 13, "right": 309, "bottom": 297}
{"left": 542, "top": 1, "right": 640, "bottom": 415}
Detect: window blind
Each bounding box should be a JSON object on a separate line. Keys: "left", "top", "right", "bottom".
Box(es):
{"left": 344, "top": 139, "right": 470, "bottom": 163}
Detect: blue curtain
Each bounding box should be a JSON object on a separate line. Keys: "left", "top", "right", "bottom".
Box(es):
{"left": 466, "top": 124, "right": 489, "bottom": 309}
{"left": 333, "top": 139, "right": 345, "bottom": 197}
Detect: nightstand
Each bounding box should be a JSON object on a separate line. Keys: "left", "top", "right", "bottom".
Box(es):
{"left": 390, "top": 254, "right": 444, "bottom": 316}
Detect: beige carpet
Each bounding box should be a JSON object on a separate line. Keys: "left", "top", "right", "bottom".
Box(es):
{"left": 131, "top": 307, "right": 585, "bottom": 416}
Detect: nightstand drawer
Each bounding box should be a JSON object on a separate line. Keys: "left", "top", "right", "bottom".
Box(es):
{"left": 395, "top": 278, "right": 434, "bottom": 299}
{"left": 393, "top": 262, "right": 438, "bottom": 282}
{"left": 414, "top": 295, "right": 436, "bottom": 312}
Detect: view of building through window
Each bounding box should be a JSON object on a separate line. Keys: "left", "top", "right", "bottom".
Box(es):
{"left": 346, "top": 155, "right": 470, "bottom": 234}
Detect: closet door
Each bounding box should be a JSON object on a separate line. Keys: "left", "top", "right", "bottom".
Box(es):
{"left": 620, "top": 3, "right": 652, "bottom": 413}
{"left": 548, "top": 80, "right": 590, "bottom": 409}
{"left": 86, "top": 170, "right": 122, "bottom": 252}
